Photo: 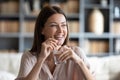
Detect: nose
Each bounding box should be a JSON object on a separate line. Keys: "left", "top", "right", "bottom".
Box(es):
{"left": 57, "top": 25, "right": 63, "bottom": 33}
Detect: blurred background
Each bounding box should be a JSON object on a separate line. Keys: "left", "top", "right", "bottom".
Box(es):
{"left": 0, "top": 0, "right": 120, "bottom": 80}
{"left": 1, "top": 0, "right": 120, "bottom": 56}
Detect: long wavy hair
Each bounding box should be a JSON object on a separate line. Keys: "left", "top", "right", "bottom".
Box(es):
{"left": 30, "top": 6, "right": 69, "bottom": 57}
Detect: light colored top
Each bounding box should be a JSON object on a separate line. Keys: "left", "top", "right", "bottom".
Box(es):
{"left": 16, "top": 46, "right": 92, "bottom": 80}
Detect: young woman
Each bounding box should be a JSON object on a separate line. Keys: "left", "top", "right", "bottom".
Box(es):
{"left": 15, "top": 5, "right": 95, "bottom": 80}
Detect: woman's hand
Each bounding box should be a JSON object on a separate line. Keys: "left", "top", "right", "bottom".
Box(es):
{"left": 39, "top": 38, "right": 58, "bottom": 60}
{"left": 58, "top": 46, "right": 82, "bottom": 63}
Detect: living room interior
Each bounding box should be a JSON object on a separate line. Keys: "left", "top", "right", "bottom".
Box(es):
{"left": 0, "top": 0, "right": 120, "bottom": 80}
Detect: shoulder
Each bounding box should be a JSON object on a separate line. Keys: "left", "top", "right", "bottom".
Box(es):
{"left": 17, "top": 51, "right": 37, "bottom": 78}
{"left": 22, "top": 51, "right": 34, "bottom": 59}
{"left": 21, "top": 51, "right": 37, "bottom": 64}
{"left": 70, "top": 46, "right": 86, "bottom": 58}
{"left": 72, "top": 46, "right": 84, "bottom": 52}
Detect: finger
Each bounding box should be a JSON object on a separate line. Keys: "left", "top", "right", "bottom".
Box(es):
{"left": 45, "top": 38, "right": 57, "bottom": 46}
{"left": 47, "top": 38, "right": 58, "bottom": 45}
{"left": 59, "top": 45, "right": 69, "bottom": 51}
{"left": 47, "top": 45, "right": 53, "bottom": 52}
{"left": 60, "top": 53, "right": 70, "bottom": 61}
{"left": 49, "top": 37, "right": 61, "bottom": 50}
{"left": 46, "top": 38, "right": 58, "bottom": 44}
{"left": 62, "top": 55, "right": 71, "bottom": 62}
{"left": 49, "top": 41, "right": 58, "bottom": 50}
{"left": 47, "top": 42, "right": 56, "bottom": 51}
{"left": 58, "top": 50, "right": 70, "bottom": 61}
{"left": 50, "top": 36, "right": 58, "bottom": 42}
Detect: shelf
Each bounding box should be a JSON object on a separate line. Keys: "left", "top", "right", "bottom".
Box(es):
{"left": 24, "top": 13, "right": 79, "bottom": 20}
{"left": 84, "top": 33, "right": 110, "bottom": 38}
{"left": 84, "top": 0, "right": 110, "bottom": 6}
{"left": 84, "top": 5, "right": 110, "bottom": 9}
{"left": 87, "top": 53, "right": 110, "bottom": 57}
{"left": 69, "top": 33, "right": 81, "bottom": 38}
{"left": 0, "top": 33, "right": 19, "bottom": 38}
{"left": 24, "top": 15, "right": 37, "bottom": 20}
{"left": 21, "top": 33, "right": 81, "bottom": 39}
{"left": 113, "top": 17, "right": 120, "bottom": 21}
{"left": 67, "top": 13, "right": 79, "bottom": 20}
{"left": 24, "top": 37, "right": 33, "bottom": 51}
{"left": 113, "top": 35, "right": 120, "bottom": 38}
{"left": 0, "top": 37, "right": 18, "bottom": 51}
{"left": 0, "top": 0, "right": 119, "bottom": 56}
{"left": 22, "top": 33, "right": 34, "bottom": 38}
{"left": 0, "top": 14, "right": 19, "bottom": 20}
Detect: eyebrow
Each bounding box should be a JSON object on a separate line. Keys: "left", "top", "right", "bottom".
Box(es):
{"left": 49, "top": 21, "right": 67, "bottom": 24}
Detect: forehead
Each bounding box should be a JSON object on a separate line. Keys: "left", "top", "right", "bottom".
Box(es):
{"left": 46, "top": 13, "right": 66, "bottom": 24}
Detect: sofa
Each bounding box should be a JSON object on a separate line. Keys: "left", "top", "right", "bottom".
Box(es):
{"left": 0, "top": 53, "right": 120, "bottom": 80}
{"left": 0, "top": 53, "right": 22, "bottom": 80}
{"left": 88, "top": 55, "right": 120, "bottom": 80}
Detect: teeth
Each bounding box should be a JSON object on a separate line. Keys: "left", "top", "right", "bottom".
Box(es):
{"left": 54, "top": 35, "right": 64, "bottom": 40}
{"left": 55, "top": 36, "right": 62, "bottom": 37}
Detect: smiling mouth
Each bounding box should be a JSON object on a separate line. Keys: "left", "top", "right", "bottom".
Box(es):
{"left": 55, "top": 37, "right": 64, "bottom": 45}
{"left": 54, "top": 36, "right": 63, "bottom": 40}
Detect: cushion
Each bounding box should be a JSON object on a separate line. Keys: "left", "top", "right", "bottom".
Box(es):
{"left": 0, "top": 71, "right": 16, "bottom": 80}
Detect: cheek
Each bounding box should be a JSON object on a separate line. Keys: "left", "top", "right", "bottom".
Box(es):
{"left": 64, "top": 29, "right": 68, "bottom": 36}
{"left": 44, "top": 29, "right": 56, "bottom": 38}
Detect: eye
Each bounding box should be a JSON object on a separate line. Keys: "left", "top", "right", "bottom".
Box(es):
{"left": 61, "top": 24, "right": 67, "bottom": 28}
{"left": 50, "top": 24, "right": 58, "bottom": 27}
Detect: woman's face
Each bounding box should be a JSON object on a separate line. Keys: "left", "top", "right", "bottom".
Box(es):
{"left": 42, "top": 13, "right": 68, "bottom": 45}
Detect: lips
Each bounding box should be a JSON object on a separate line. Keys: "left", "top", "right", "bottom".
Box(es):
{"left": 55, "top": 37, "right": 63, "bottom": 45}
{"left": 54, "top": 36, "right": 63, "bottom": 40}
{"left": 54, "top": 35, "right": 65, "bottom": 45}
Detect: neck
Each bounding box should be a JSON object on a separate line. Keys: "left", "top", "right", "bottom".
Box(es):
{"left": 46, "top": 54, "right": 56, "bottom": 74}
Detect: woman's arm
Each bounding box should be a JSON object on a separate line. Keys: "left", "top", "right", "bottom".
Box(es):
{"left": 58, "top": 46, "right": 95, "bottom": 80}
{"left": 16, "top": 38, "right": 58, "bottom": 80}
{"left": 73, "top": 47, "right": 95, "bottom": 80}
{"left": 75, "top": 57, "right": 95, "bottom": 80}
{"left": 16, "top": 52, "right": 46, "bottom": 80}
{"left": 22, "top": 57, "right": 45, "bottom": 80}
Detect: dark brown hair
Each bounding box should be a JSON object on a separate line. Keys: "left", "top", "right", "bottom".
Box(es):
{"left": 30, "top": 5, "right": 69, "bottom": 56}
